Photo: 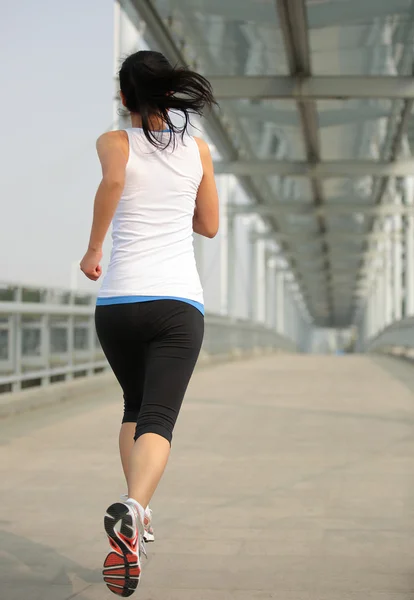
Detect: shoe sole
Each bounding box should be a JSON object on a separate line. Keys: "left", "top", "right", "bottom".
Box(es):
{"left": 143, "top": 530, "right": 155, "bottom": 543}
{"left": 103, "top": 503, "right": 141, "bottom": 597}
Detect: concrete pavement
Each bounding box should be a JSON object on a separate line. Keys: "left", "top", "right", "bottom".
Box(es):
{"left": 1, "top": 354, "right": 414, "bottom": 599}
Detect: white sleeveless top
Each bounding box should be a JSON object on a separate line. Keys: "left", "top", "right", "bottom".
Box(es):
{"left": 97, "top": 128, "right": 204, "bottom": 309}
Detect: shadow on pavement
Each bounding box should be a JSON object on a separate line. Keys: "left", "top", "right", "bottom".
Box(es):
{"left": 0, "top": 529, "right": 102, "bottom": 600}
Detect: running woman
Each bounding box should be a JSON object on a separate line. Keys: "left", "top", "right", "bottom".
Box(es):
{"left": 80, "top": 50, "right": 219, "bottom": 597}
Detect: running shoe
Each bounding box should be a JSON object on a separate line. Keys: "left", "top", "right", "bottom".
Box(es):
{"left": 143, "top": 507, "right": 155, "bottom": 543}
{"left": 103, "top": 501, "right": 146, "bottom": 597}
{"left": 120, "top": 494, "right": 155, "bottom": 543}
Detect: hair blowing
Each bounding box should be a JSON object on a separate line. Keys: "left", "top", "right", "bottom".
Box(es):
{"left": 119, "top": 50, "right": 217, "bottom": 149}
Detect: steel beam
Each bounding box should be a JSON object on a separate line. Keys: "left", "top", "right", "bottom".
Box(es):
{"left": 255, "top": 231, "right": 402, "bottom": 243}
{"left": 232, "top": 103, "right": 390, "bottom": 129}
{"left": 275, "top": 0, "right": 334, "bottom": 320}
{"left": 210, "top": 76, "right": 414, "bottom": 100}
{"left": 215, "top": 159, "right": 414, "bottom": 178}
{"left": 229, "top": 203, "right": 414, "bottom": 217}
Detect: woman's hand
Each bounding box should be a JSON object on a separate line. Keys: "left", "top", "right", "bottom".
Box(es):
{"left": 80, "top": 248, "right": 103, "bottom": 281}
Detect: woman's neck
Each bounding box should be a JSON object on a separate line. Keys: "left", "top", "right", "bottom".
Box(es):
{"left": 130, "top": 113, "right": 167, "bottom": 131}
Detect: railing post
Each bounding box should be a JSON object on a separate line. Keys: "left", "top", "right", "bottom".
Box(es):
{"left": 67, "top": 293, "right": 75, "bottom": 381}
{"left": 41, "top": 314, "right": 50, "bottom": 386}
{"left": 12, "top": 287, "right": 22, "bottom": 392}
{"left": 88, "top": 313, "right": 96, "bottom": 376}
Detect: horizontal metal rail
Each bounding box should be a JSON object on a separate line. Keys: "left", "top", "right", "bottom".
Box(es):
{"left": 0, "top": 283, "right": 296, "bottom": 393}
{"left": 363, "top": 317, "right": 414, "bottom": 359}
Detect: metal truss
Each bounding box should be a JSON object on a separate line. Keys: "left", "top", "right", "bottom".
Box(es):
{"left": 124, "top": 0, "right": 414, "bottom": 326}
{"left": 215, "top": 159, "right": 414, "bottom": 178}
{"left": 210, "top": 76, "right": 414, "bottom": 100}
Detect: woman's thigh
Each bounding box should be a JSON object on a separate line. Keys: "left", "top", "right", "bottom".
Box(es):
{"left": 95, "top": 304, "right": 148, "bottom": 419}
{"left": 136, "top": 301, "right": 205, "bottom": 442}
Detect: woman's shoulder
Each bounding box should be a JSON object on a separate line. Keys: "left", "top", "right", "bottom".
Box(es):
{"left": 193, "top": 137, "right": 212, "bottom": 161}
{"left": 97, "top": 130, "right": 129, "bottom": 145}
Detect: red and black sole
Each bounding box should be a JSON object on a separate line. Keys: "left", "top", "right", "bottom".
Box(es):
{"left": 103, "top": 502, "right": 141, "bottom": 597}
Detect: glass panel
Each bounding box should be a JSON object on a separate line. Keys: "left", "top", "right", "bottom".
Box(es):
{"left": 220, "top": 99, "right": 305, "bottom": 159}
{"left": 325, "top": 214, "right": 366, "bottom": 232}
{"left": 74, "top": 327, "right": 89, "bottom": 351}
{"left": 267, "top": 178, "right": 314, "bottom": 203}
{"left": 149, "top": 0, "right": 289, "bottom": 75}
{"left": 318, "top": 99, "right": 394, "bottom": 160}
{"left": 0, "top": 329, "right": 9, "bottom": 360}
{"left": 22, "top": 328, "right": 41, "bottom": 357}
{"left": 0, "top": 286, "right": 14, "bottom": 301}
{"left": 285, "top": 215, "right": 320, "bottom": 234}
{"left": 323, "top": 177, "right": 374, "bottom": 200}
{"left": 220, "top": 99, "right": 301, "bottom": 129}
{"left": 307, "top": 0, "right": 414, "bottom": 76}
{"left": 50, "top": 326, "right": 68, "bottom": 354}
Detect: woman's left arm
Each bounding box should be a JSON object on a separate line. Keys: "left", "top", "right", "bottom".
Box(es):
{"left": 80, "top": 131, "right": 128, "bottom": 281}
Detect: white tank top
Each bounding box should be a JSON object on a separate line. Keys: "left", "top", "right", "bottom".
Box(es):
{"left": 98, "top": 128, "right": 204, "bottom": 306}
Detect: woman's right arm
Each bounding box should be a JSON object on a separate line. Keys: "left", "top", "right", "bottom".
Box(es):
{"left": 80, "top": 131, "right": 128, "bottom": 281}
{"left": 193, "top": 138, "right": 219, "bottom": 239}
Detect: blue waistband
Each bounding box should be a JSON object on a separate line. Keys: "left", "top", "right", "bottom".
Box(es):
{"left": 96, "top": 295, "right": 205, "bottom": 315}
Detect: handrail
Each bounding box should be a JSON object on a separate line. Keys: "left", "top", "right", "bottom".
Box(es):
{"left": 0, "top": 283, "right": 296, "bottom": 393}
{"left": 363, "top": 317, "right": 414, "bottom": 358}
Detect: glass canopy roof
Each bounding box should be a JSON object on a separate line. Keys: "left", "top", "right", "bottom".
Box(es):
{"left": 123, "top": 0, "right": 414, "bottom": 325}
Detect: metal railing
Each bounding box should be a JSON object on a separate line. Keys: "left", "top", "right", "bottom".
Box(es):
{"left": 0, "top": 283, "right": 296, "bottom": 393}
{"left": 361, "top": 316, "right": 414, "bottom": 360}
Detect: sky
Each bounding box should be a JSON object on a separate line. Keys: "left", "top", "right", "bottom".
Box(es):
{"left": 0, "top": 0, "right": 114, "bottom": 292}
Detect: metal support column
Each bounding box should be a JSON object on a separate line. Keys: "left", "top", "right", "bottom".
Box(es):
{"left": 248, "top": 225, "right": 258, "bottom": 322}
{"left": 393, "top": 190, "right": 403, "bottom": 321}
{"left": 219, "top": 176, "right": 228, "bottom": 315}
{"left": 377, "top": 265, "right": 385, "bottom": 334}
{"left": 220, "top": 176, "right": 237, "bottom": 317}
{"left": 384, "top": 237, "right": 393, "bottom": 328}
{"left": 265, "top": 253, "right": 274, "bottom": 328}
{"left": 371, "top": 286, "right": 378, "bottom": 337}
{"left": 373, "top": 279, "right": 380, "bottom": 337}
{"left": 276, "top": 269, "right": 285, "bottom": 335}
{"left": 257, "top": 236, "right": 267, "bottom": 324}
{"left": 287, "top": 289, "right": 293, "bottom": 340}
{"left": 406, "top": 180, "right": 414, "bottom": 316}
{"left": 227, "top": 213, "right": 236, "bottom": 319}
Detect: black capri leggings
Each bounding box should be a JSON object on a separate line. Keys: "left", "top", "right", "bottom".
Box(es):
{"left": 95, "top": 300, "right": 204, "bottom": 444}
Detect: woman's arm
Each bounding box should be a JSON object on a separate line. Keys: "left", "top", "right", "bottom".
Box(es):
{"left": 80, "top": 131, "right": 128, "bottom": 281}
{"left": 193, "top": 138, "right": 219, "bottom": 239}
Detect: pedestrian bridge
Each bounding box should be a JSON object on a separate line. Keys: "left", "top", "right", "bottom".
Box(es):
{"left": 2, "top": 0, "right": 414, "bottom": 597}
{"left": 1, "top": 352, "right": 414, "bottom": 599}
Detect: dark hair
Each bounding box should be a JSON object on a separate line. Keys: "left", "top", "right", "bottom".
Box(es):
{"left": 119, "top": 50, "right": 217, "bottom": 149}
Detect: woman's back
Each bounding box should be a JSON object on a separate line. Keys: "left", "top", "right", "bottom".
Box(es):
{"left": 99, "top": 128, "right": 204, "bottom": 304}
